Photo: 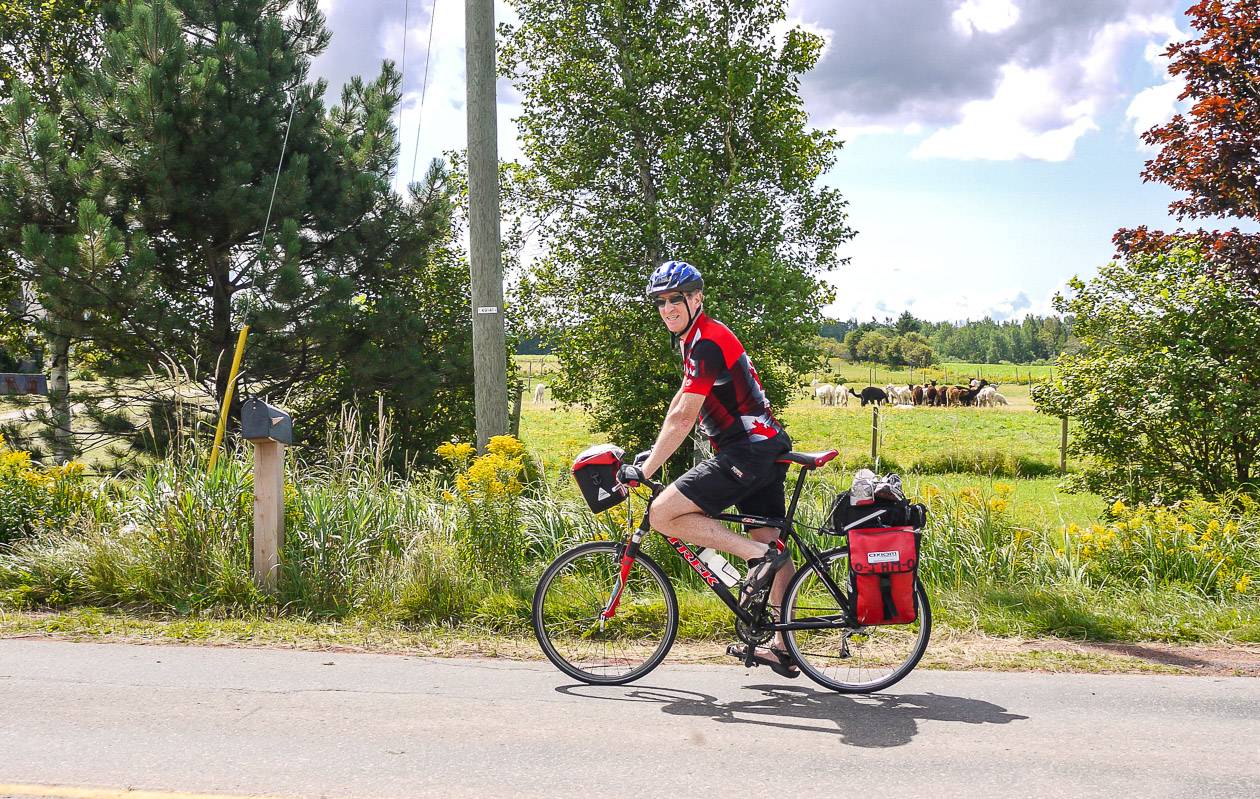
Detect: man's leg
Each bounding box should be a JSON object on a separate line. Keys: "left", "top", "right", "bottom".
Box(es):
{"left": 649, "top": 485, "right": 767, "bottom": 561}
{"left": 748, "top": 526, "right": 795, "bottom": 650}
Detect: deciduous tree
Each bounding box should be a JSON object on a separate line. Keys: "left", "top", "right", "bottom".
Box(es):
{"left": 1117, "top": 0, "right": 1260, "bottom": 288}
{"left": 1034, "top": 248, "right": 1260, "bottom": 501}
{"left": 503, "top": 0, "right": 853, "bottom": 459}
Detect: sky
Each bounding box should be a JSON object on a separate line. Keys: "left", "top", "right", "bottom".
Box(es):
{"left": 308, "top": 0, "right": 1248, "bottom": 323}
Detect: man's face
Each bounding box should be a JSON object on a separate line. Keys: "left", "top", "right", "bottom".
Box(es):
{"left": 655, "top": 291, "right": 699, "bottom": 334}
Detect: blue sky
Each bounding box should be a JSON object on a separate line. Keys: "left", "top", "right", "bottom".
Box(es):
{"left": 310, "top": 0, "right": 1251, "bottom": 322}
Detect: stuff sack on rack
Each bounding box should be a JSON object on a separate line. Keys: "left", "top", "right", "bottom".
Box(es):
{"left": 572, "top": 444, "right": 630, "bottom": 512}
{"left": 848, "top": 526, "right": 919, "bottom": 625}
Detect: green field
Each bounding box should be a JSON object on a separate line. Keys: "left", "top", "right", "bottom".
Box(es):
{"left": 518, "top": 395, "right": 1100, "bottom": 531}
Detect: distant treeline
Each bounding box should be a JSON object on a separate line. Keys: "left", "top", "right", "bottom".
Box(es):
{"left": 820, "top": 312, "right": 1072, "bottom": 365}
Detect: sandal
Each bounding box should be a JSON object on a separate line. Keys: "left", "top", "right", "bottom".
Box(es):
{"left": 727, "top": 643, "right": 800, "bottom": 679}
{"left": 739, "top": 549, "right": 790, "bottom": 609}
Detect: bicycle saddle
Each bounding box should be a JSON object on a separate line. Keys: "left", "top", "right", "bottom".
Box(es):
{"left": 777, "top": 449, "right": 839, "bottom": 469}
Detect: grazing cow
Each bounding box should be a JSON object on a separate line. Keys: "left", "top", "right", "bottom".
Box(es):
{"left": 850, "top": 386, "right": 888, "bottom": 406}
{"left": 532, "top": 383, "right": 547, "bottom": 404}
{"left": 925, "top": 381, "right": 939, "bottom": 406}
{"left": 911, "top": 385, "right": 924, "bottom": 405}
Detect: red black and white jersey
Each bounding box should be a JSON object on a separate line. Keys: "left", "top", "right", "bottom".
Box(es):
{"left": 680, "top": 313, "right": 786, "bottom": 450}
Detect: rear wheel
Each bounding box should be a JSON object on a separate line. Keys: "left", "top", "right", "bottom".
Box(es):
{"left": 782, "top": 548, "right": 930, "bottom": 693}
{"left": 533, "top": 541, "right": 678, "bottom": 685}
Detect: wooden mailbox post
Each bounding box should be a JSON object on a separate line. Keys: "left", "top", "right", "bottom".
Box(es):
{"left": 241, "top": 398, "right": 292, "bottom": 592}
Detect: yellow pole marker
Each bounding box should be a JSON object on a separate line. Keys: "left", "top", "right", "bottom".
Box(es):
{"left": 208, "top": 325, "right": 250, "bottom": 472}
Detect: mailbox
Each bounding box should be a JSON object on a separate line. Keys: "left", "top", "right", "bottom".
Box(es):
{"left": 241, "top": 398, "right": 293, "bottom": 445}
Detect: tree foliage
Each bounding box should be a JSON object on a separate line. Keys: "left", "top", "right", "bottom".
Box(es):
{"left": 1118, "top": 0, "right": 1260, "bottom": 288}
{"left": 827, "top": 313, "right": 1068, "bottom": 366}
{"left": 1033, "top": 248, "right": 1260, "bottom": 502}
{"left": 0, "top": 0, "right": 473, "bottom": 466}
{"left": 502, "top": 0, "right": 853, "bottom": 455}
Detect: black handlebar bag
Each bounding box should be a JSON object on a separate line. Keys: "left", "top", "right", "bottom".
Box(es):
{"left": 572, "top": 444, "right": 629, "bottom": 513}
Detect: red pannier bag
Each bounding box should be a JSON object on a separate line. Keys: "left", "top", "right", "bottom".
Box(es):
{"left": 848, "top": 526, "right": 919, "bottom": 625}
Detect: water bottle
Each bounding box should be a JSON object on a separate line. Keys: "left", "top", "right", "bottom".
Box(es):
{"left": 696, "top": 548, "right": 742, "bottom": 587}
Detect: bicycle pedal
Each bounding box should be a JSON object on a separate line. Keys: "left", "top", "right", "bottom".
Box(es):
{"left": 725, "top": 644, "right": 758, "bottom": 668}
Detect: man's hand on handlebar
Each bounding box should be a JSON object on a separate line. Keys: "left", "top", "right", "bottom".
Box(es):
{"left": 618, "top": 464, "right": 647, "bottom": 487}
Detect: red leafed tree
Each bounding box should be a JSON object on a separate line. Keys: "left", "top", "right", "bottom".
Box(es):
{"left": 1115, "top": 0, "right": 1260, "bottom": 288}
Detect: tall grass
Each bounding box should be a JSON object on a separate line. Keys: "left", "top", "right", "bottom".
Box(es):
{"left": 1, "top": 417, "right": 1257, "bottom": 642}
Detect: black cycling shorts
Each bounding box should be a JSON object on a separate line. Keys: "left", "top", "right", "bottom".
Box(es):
{"left": 673, "top": 444, "right": 790, "bottom": 523}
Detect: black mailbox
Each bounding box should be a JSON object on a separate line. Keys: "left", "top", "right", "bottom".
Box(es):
{"left": 241, "top": 398, "right": 293, "bottom": 445}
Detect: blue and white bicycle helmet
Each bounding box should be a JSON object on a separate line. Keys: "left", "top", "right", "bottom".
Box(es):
{"left": 645, "top": 260, "right": 704, "bottom": 299}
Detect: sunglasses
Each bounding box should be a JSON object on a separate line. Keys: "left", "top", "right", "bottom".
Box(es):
{"left": 652, "top": 294, "right": 689, "bottom": 308}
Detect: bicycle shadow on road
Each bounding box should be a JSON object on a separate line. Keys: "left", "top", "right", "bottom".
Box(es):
{"left": 556, "top": 683, "right": 1027, "bottom": 748}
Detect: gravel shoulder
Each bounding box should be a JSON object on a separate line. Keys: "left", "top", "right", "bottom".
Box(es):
{"left": 3, "top": 608, "right": 1258, "bottom": 676}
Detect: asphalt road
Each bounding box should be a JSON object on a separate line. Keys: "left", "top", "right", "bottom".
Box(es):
{"left": 1, "top": 639, "right": 1257, "bottom": 799}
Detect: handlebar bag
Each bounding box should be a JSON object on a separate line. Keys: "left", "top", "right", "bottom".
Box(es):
{"left": 572, "top": 444, "right": 629, "bottom": 513}
{"left": 848, "top": 525, "right": 919, "bottom": 625}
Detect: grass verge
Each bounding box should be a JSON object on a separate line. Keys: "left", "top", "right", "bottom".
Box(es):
{"left": 5, "top": 603, "right": 1257, "bottom": 677}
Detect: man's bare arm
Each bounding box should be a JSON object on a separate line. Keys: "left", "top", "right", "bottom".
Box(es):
{"left": 640, "top": 391, "right": 705, "bottom": 479}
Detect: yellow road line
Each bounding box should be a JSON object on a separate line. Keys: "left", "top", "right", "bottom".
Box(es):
{"left": 0, "top": 783, "right": 297, "bottom": 799}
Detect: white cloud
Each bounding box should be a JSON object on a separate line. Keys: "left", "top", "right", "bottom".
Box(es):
{"left": 951, "top": 0, "right": 1020, "bottom": 37}
{"left": 1124, "top": 28, "right": 1189, "bottom": 142}
{"left": 825, "top": 283, "right": 1051, "bottom": 323}
{"left": 910, "top": 12, "right": 1181, "bottom": 161}
{"left": 912, "top": 63, "right": 1099, "bottom": 161}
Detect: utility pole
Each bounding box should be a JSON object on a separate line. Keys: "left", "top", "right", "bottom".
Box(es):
{"left": 465, "top": 0, "right": 508, "bottom": 449}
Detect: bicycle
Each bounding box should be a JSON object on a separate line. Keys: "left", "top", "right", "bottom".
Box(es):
{"left": 532, "top": 448, "right": 931, "bottom": 693}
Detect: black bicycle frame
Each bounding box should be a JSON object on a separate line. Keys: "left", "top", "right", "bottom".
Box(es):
{"left": 621, "top": 463, "right": 853, "bottom": 630}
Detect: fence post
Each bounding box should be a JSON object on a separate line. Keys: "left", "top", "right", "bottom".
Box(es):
{"left": 871, "top": 404, "right": 880, "bottom": 461}
{"left": 1060, "top": 415, "right": 1069, "bottom": 474}
{"left": 252, "top": 439, "right": 285, "bottom": 591}
{"left": 510, "top": 379, "right": 524, "bottom": 438}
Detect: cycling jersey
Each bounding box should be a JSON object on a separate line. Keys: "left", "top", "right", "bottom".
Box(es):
{"left": 680, "top": 313, "right": 787, "bottom": 450}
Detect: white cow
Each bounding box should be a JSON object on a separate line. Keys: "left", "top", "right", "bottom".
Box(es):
{"left": 532, "top": 383, "right": 547, "bottom": 404}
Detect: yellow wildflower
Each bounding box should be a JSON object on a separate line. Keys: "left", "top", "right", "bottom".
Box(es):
{"left": 487, "top": 435, "right": 525, "bottom": 458}
{"left": 993, "top": 482, "right": 1014, "bottom": 498}
{"left": 1237, "top": 575, "right": 1251, "bottom": 594}
{"left": 436, "top": 441, "right": 475, "bottom": 464}
{"left": 1111, "top": 499, "right": 1126, "bottom": 515}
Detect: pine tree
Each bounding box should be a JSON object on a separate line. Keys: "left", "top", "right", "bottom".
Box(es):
{"left": 1, "top": 0, "right": 473, "bottom": 465}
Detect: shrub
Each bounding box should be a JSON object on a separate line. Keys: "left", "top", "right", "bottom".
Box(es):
{"left": 0, "top": 447, "right": 88, "bottom": 545}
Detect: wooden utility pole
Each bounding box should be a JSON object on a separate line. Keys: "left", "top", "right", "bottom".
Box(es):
{"left": 466, "top": 0, "right": 508, "bottom": 450}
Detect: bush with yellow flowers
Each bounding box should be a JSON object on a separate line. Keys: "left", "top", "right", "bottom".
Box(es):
{"left": 0, "top": 447, "right": 88, "bottom": 546}
{"left": 914, "top": 481, "right": 1053, "bottom": 589}
{"left": 437, "top": 435, "right": 529, "bottom": 584}
{"left": 1065, "top": 495, "right": 1260, "bottom": 599}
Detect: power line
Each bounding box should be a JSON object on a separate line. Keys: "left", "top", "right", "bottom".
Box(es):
{"left": 409, "top": 0, "right": 440, "bottom": 185}
{"left": 396, "top": 0, "right": 411, "bottom": 143}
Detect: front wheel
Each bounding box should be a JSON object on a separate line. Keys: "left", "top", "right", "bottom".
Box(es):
{"left": 533, "top": 540, "right": 679, "bottom": 685}
{"left": 782, "top": 548, "right": 931, "bottom": 693}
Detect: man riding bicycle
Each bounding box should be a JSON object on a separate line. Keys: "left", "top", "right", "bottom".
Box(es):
{"left": 621, "top": 260, "right": 798, "bottom": 677}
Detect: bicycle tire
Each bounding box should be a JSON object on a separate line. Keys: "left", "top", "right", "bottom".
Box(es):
{"left": 782, "top": 548, "right": 931, "bottom": 693}
{"left": 533, "top": 540, "right": 679, "bottom": 685}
